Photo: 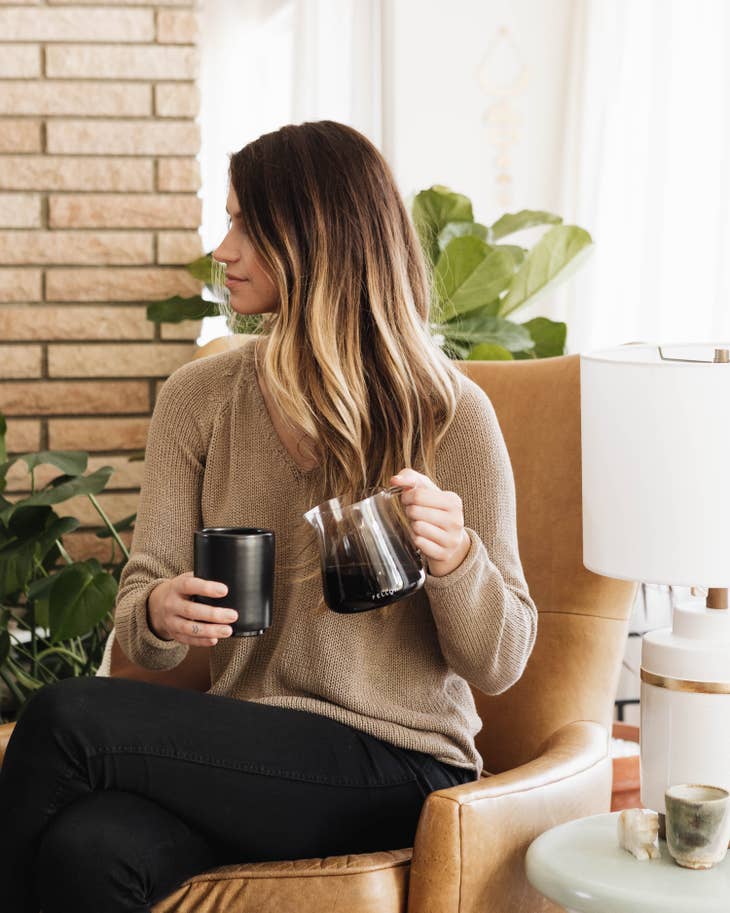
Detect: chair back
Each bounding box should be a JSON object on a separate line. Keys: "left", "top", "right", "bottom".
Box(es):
{"left": 111, "top": 344, "right": 636, "bottom": 776}
{"left": 456, "top": 355, "right": 635, "bottom": 773}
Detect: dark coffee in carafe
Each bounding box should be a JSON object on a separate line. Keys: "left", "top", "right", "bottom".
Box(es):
{"left": 323, "top": 563, "right": 425, "bottom": 614}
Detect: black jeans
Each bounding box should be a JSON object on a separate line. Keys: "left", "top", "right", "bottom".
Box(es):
{"left": 0, "top": 675, "right": 475, "bottom": 913}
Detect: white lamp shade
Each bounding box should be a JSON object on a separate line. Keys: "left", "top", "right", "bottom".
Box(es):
{"left": 581, "top": 343, "right": 730, "bottom": 587}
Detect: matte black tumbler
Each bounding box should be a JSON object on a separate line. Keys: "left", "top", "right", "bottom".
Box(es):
{"left": 193, "top": 527, "right": 275, "bottom": 637}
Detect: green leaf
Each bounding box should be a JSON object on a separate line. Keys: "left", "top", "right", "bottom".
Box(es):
{"left": 468, "top": 344, "right": 514, "bottom": 361}
{"left": 489, "top": 210, "right": 563, "bottom": 241}
{"left": 48, "top": 559, "right": 117, "bottom": 641}
{"left": 14, "top": 450, "right": 87, "bottom": 476}
{"left": 433, "top": 237, "right": 515, "bottom": 320}
{"left": 0, "top": 466, "right": 113, "bottom": 527}
{"left": 0, "top": 513, "right": 78, "bottom": 600}
{"left": 186, "top": 253, "right": 215, "bottom": 283}
{"left": 439, "top": 311, "right": 534, "bottom": 351}
{"left": 27, "top": 572, "right": 59, "bottom": 601}
{"left": 437, "top": 221, "right": 488, "bottom": 252}
{"left": 499, "top": 225, "right": 593, "bottom": 317}
{"left": 412, "top": 186, "right": 474, "bottom": 264}
{"left": 494, "top": 244, "right": 527, "bottom": 267}
{"left": 519, "top": 317, "right": 567, "bottom": 358}
{"left": 0, "top": 627, "right": 9, "bottom": 666}
{"left": 146, "top": 296, "right": 218, "bottom": 324}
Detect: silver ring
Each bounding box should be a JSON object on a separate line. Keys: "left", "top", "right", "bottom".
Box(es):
{"left": 192, "top": 623, "right": 200, "bottom": 634}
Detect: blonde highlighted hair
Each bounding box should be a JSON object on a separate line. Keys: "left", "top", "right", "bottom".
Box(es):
{"left": 227, "top": 120, "right": 464, "bottom": 518}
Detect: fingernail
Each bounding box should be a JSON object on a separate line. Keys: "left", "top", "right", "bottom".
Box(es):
{"left": 216, "top": 585, "right": 228, "bottom": 595}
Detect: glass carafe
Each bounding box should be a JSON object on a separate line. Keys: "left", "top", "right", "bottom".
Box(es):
{"left": 303, "top": 486, "right": 426, "bottom": 613}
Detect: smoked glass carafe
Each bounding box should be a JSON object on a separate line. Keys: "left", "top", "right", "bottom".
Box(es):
{"left": 303, "top": 486, "right": 426, "bottom": 613}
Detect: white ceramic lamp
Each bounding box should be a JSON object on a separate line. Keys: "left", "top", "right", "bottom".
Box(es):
{"left": 580, "top": 342, "right": 730, "bottom": 820}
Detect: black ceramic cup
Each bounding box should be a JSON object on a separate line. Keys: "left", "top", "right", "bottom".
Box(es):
{"left": 193, "top": 527, "right": 275, "bottom": 637}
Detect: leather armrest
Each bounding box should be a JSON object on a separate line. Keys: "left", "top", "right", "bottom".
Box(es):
{"left": 0, "top": 721, "right": 16, "bottom": 768}
{"left": 407, "top": 720, "right": 612, "bottom": 913}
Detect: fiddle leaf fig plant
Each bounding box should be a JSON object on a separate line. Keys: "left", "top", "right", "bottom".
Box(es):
{"left": 0, "top": 412, "right": 135, "bottom": 722}
{"left": 412, "top": 185, "right": 592, "bottom": 359}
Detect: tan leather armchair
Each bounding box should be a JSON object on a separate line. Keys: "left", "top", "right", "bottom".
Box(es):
{"left": 0, "top": 342, "right": 636, "bottom": 913}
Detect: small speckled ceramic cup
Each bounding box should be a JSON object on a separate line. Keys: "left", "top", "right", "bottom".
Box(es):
{"left": 665, "top": 784, "right": 730, "bottom": 869}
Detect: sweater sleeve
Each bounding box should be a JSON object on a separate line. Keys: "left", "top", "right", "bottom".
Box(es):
{"left": 114, "top": 362, "right": 209, "bottom": 671}
{"left": 424, "top": 379, "right": 538, "bottom": 695}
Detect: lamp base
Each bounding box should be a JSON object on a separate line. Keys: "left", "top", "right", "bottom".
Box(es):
{"left": 640, "top": 601, "right": 730, "bottom": 815}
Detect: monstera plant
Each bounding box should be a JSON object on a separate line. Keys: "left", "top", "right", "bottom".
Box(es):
{"left": 0, "top": 413, "right": 134, "bottom": 722}
{"left": 146, "top": 184, "right": 592, "bottom": 361}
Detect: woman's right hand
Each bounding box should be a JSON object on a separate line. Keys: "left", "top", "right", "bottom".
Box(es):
{"left": 146, "top": 571, "right": 239, "bottom": 646}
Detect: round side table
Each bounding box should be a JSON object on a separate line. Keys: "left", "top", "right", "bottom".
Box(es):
{"left": 525, "top": 812, "right": 730, "bottom": 913}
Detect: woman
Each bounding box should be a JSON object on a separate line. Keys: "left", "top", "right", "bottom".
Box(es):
{"left": 0, "top": 121, "right": 537, "bottom": 913}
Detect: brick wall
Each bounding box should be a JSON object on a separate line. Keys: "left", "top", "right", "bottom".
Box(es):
{"left": 0, "top": 0, "right": 204, "bottom": 565}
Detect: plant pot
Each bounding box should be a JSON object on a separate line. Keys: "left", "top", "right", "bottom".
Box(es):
{"left": 611, "top": 722, "right": 641, "bottom": 811}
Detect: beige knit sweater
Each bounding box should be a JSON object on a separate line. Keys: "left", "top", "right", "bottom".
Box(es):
{"left": 114, "top": 337, "right": 538, "bottom": 777}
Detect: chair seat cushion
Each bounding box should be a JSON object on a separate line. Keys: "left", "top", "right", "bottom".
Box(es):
{"left": 151, "top": 847, "right": 412, "bottom": 913}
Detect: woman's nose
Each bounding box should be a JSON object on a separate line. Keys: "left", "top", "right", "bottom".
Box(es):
{"left": 212, "top": 233, "right": 238, "bottom": 266}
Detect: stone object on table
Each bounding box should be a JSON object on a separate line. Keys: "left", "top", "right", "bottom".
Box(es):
{"left": 617, "top": 808, "right": 661, "bottom": 860}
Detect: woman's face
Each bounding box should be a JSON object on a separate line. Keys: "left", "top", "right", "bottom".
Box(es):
{"left": 212, "top": 186, "right": 279, "bottom": 315}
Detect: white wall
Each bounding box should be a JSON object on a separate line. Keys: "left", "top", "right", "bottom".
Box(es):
{"left": 382, "top": 0, "right": 575, "bottom": 220}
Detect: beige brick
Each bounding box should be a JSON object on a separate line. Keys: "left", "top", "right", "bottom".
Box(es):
{"left": 0, "top": 156, "right": 153, "bottom": 192}
{"left": 0, "top": 344, "right": 42, "bottom": 378}
{"left": 46, "top": 45, "right": 199, "bottom": 80}
{"left": 54, "top": 491, "right": 141, "bottom": 526}
{"left": 0, "top": 194, "right": 41, "bottom": 228}
{"left": 157, "top": 231, "right": 202, "bottom": 264}
{"left": 47, "top": 119, "right": 199, "bottom": 156}
{"left": 0, "top": 1, "right": 40, "bottom": 5}
{"left": 46, "top": 267, "right": 200, "bottom": 302}
{"left": 63, "top": 529, "right": 134, "bottom": 564}
{"left": 50, "top": 194, "right": 201, "bottom": 229}
{"left": 0, "top": 380, "right": 148, "bottom": 415}
{"left": 0, "top": 305, "right": 155, "bottom": 341}
{"left": 0, "top": 45, "right": 40, "bottom": 77}
{"left": 157, "top": 10, "right": 198, "bottom": 44}
{"left": 0, "top": 81, "right": 151, "bottom": 116}
{"left": 6, "top": 454, "right": 146, "bottom": 492}
{"left": 5, "top": 417, "right": 40, "bottom": 452}
{"left": 0, "top": 8, "right": 153, "bottom": 41}
{"left": 154, "top": 83, "right": 199, "bottom": 118}
{"left": 160, "top": 319, "right": 202, "bottom": 340}
{"left": 49, "top": 342, "right": 193, "bottom": 377}
{"left": 0, "top": 231, "right": 153, "bottom": 265}
{"left": 0, "top": 120, "right": 41, "bottom": 153}
{"left": 49, "top": 416, "right": 150, "bottom": 450}
{"left": 157, "top": 158, "right": 200, "bottom": 192}
{"left": 0, "top": 268, "right": 41, "bottom": 302}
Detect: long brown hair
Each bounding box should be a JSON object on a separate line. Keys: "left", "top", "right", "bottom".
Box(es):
{"left": 228, "top": 120, "right": 463, "bottom": 506}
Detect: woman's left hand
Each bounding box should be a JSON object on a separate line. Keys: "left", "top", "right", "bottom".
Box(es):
{"left": 390, "top": 468, "right": 471, "bottom": 578}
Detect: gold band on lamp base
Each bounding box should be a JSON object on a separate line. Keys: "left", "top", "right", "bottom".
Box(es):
{"left": 640, "top": 668, "right": 730, "bottom": 694}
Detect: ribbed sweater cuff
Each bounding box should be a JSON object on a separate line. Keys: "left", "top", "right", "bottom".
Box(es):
{"left": 115, "top": 578, "right": 189, "bottom": 671}
{"left": 423, "top": 526, "right": 482, "bottom": 590}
